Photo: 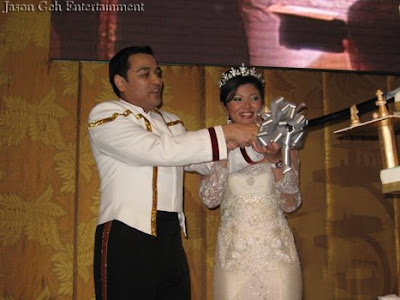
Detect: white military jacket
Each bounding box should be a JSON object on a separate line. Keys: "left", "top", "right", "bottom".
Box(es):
{"left": 88, "top": 99, "right": 262, "bottom": 236}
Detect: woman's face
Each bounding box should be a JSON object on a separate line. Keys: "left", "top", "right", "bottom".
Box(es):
{"left": 224, "top": 83, "right": 262, "bottom": 124}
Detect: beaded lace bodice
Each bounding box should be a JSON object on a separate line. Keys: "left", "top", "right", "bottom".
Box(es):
{"left": 200, "top": 162, "right": 301, "bottom": 273}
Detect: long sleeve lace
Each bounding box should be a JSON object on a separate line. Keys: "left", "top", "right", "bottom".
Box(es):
{"left": 275, "top": 167, "right": 302, "bottom": 213}
{"left": 199, "top": 162, "right": 229, "bottom": 209}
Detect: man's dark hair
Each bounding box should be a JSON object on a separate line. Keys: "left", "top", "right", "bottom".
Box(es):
{"left": 109, "top": 46, "right": 155, "bottom": 97}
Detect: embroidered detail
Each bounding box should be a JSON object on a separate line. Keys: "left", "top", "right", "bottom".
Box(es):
{"left": 275, "top": 169, "right": 302, "bottom": 213}
{"left": 215, "top": 164, "right": 299, "bottom": 275}
{"left": 152, "top": 109, "right": 184, "bottom": 127}
{"left": 166, "top": 120, "right": 184, "bottom": 127}
{"left": 200, "top": 163, "right": 229, "bottom": 209}
{"left": 246, "top": 176, "right": 255, "bottom": 186}
{"left": 88, "top": 110, "right": 132, "bottom": 127}
{"left": 203, "top": 161, "right": 302, "bottom": 297}
{"left": 151, "top": 166, "right": 158, "bottom": 236}
{"left": 135, "top": 113, "right": 158, "bottom": 236}
{"left": 135, "top": 114, "right": 152, "bottom": 132}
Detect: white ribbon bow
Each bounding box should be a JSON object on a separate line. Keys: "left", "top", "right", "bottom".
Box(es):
{"left": 257, "top": 97, "right": 308, "bottom": 174}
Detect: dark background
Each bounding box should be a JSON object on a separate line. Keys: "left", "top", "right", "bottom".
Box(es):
{"left": 50, "top": 0, "right": 248, "bottom": 65}
{"left": 50, "top": 0, "right": 400, "bottom": 73}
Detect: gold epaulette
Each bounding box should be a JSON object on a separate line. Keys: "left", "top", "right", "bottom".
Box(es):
{"left": 88, "top": 110, "right": 133, "bottom": 128}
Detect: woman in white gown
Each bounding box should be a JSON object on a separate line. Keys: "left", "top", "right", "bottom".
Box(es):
{"left": 200, "top": 66, "right": 303, "bottom": 299}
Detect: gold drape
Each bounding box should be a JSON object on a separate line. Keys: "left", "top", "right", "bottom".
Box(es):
{"left": 1, "top": 6, "right": 400, "bottom": 300}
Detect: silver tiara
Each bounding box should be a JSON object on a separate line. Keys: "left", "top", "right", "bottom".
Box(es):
{"left": 219, "top": 63, "right": 264, "bottom": 87}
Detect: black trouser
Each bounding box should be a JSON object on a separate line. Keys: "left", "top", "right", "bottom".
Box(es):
{"left": 94, "top": 211, "right": 190, "bottom": 300}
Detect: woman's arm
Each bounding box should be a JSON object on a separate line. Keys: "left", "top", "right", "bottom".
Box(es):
{"left": 199, "top": 160, "right": 229, "bottom": 209}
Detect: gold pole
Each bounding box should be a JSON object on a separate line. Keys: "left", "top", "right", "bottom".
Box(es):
{"left": 375, "top": 89, "right": 399, "bottom": 169}
{"left": 375, "top": 89, "right": 400, "bottom": 294}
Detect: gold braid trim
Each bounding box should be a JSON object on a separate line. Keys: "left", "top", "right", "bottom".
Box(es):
{"left": 136, "top": 114, "right": 152, "bottom": 132}
{"left": 136, "top": 113, "right": 158, "bottom": 237}
{"left": 152, "top": 109, "right": 184, "bottom": 127}
{"left": 151, "top": 166, "right": 158, "bottom": 236}
{"left": 88, "top": 110, "right": 133, "bottom": 128}
{"left": 166, "top": 120, "right": 184, "bottom": 127}
{"left": 135, "top": 111, "right": 182, "bottom": 236}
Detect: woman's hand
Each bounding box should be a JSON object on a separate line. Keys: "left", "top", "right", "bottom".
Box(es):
{"left": 251, "top": 141, "right": 282, "bottom": 163}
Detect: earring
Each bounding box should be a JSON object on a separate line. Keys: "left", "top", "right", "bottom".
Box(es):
{"left": 226, "top": 115, "right": 232, "bottom": 124}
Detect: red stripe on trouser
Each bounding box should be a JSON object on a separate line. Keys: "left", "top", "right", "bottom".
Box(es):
{"left": 101, "top": 221, "right": 112, "bottom": 300}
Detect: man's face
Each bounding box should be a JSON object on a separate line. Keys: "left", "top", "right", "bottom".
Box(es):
{"left": 116, "top": 53, "right": 163, "bottom": 112}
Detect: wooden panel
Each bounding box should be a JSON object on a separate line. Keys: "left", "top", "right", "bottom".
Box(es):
{"left": 324, "top": 72, "right": 398, "bottom": 298}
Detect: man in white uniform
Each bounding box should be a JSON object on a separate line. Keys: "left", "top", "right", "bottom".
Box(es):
{"left": 88, "top": 46, "right": 263, "bottom": 299}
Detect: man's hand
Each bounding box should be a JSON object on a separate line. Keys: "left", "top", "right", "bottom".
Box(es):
{"left": 226, "top": 140, "right": 240, "bottom": 151}
{"left": 222, "top": 123, "right": 258, "bottom": 149}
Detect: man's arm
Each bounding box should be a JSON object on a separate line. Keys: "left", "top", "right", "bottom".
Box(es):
{"left": 185, "top": 145, "right": 265, "bottom": 175}
{"left": 185, "top": 124, "right": 264, "bottom": 174}
{"left": 222, "top": 123, "right": 258, "bottom": 149}
{"left": 88, "top": 103, "right": 258, "bottom": 167}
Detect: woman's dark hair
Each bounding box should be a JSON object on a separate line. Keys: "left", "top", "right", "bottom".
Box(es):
{"left": 109, "top": 46, "right": 155, "bottom": 97}
{"left": 220, "top": 75, "right": 264, "bottom": 106}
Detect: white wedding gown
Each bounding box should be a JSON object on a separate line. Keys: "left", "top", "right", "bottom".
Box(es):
{"left": 200, "top": 162, "right": 303, "bottom": 300}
